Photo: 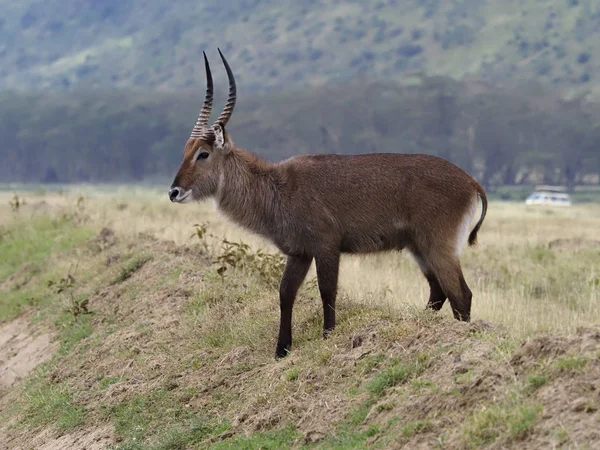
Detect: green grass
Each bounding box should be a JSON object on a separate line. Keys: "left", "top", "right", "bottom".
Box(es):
{"left": 0, "top": 216, "right": 93, "bottom": 282}
{"left": 309, "top": 352, "right": 433, "bottom": 449}
{"left": 552, "top": 355, "right": 588, "bottom": 373}
{"left": 98, "top": 376, "right": 122, "bottom": 390}
{"left": 285, "top": 367, "right": 300, "bottom": 382}
{"left": 463, "top": 393, "right": 542, "bottom": 447}
{"left": 366, "top": 353, "right": 429, "bottom": 397}
{"left": 0, "top": 215, "right": 95, "bottom": 320}
{"left": 111, "top": 252, "right": 153, "bottom": 284}
{"left": 19, "top": 372, "right": 85, "bottom": 433}
{"left": 401, "top": 420, "right": 432, "bottom": 438}
{"left": 10, "top": 310, "right": 96, "bottom": 433}
{"left": 210, "top": 424, "right": 300, "bottom": 450}
{"left": 107, "top": 388, "right": 231, "bottom": 448}
{"left": 526, "top": 375, "right": 547, "bottom": 391}
{"left": 55, "top": 313, "right": 94, "bottom": 355}
{"left": 0, "top": 290, "right": 42, "bottom": 321}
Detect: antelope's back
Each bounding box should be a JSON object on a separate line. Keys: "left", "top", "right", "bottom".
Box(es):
{"left": 281, "top": 152, "right": 479, "bottom": 234}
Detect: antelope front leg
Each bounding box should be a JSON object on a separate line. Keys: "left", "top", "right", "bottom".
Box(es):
{"left": 275, "top": 254, "right": 313, "bottom": 358}
{"left": 315, "top": 250, "right": 341, "bottom": 338}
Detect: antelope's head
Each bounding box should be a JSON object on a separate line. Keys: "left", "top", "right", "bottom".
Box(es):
{"left": 169, "top": 49, "right": 237, "bottom": 204}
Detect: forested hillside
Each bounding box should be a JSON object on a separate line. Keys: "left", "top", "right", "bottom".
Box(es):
{"left": 1, "top": 0, "right": 600, "bottom": 92}
{"left": 1, "top": 0, "right": 600, "bottom": 187}
{"left": 1, "top": 76, "right": 599, "bottom": 189}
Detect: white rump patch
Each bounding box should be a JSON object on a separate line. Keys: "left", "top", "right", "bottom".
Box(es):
{"left": 454, "top": 195, "right": 479, "bottom": 256}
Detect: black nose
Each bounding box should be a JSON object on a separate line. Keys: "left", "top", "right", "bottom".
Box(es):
{"left": 169, "top": 187, "right": 180, "bottom": 202}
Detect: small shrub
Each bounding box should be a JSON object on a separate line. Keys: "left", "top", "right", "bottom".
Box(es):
{"left": 190, "top": 222, "right": 211, "bottom": 253}
{"left": 48, "top": 270, "right": 91, "bottom": 317}
{"left": 9, "top": 193, "right": 25, "bottom": 212}
{"left": 214, "top": 239, "right": 285, "bottom": 287}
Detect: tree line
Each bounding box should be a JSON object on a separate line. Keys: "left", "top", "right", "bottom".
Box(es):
{"left": 1, "top": 75, "right": 599, "bottom": 191}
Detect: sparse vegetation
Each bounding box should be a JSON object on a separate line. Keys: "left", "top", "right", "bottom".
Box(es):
{"left": 464, "top": 392, "right": 542, "bottom": 447}
{"left": 111, "top": 252, "right": 153, "bottom": 284}
{"left": 401, "top": 420, "right": 432, "bottom": 438}
{"left": 9, "top": 193, "right": 25, "bottom": 213}
{"left": 366, "top": 353, "right": 430, "bottom": 397}
{"left": 526, "top": 375, "right": 547, "bottom": 391}
{"left": 552, "top": 354, "right": 589, "bottom": 373}
{"left": 1, "top": 190, "right": 600, "bottom": 449}
{"left": 214, "top": 239, "right": 286, "bottom": 287}
{"left": 19, "top": 370, "right": 85, "bottom": 433}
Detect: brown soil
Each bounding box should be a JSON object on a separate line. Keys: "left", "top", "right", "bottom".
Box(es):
{"left": 0, "top": 317, "right": 56, "bottom": 392}
{"left": 8, "top": 425, "right": 113, "bottom": 450}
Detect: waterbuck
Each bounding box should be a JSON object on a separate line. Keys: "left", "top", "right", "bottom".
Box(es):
{"left": 169, "top": 49, "right": 488, "bottom": 358}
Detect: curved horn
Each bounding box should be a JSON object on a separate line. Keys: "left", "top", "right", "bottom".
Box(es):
{"left": 190, "top": 51, "right": 214, "bottom": 139}
{"left": 214, "top": 48, "right": 237, "bottom": 127}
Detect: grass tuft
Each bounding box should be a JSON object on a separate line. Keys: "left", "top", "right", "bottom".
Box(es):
{"left": 401, "top": 420, "right": 432, "bottom": 438}
{"left": 20, "top": 374, "right": 85, "bottom": 433}
{"left": 526, "top": 375, "right": 547, "bottom": 391}
{"left": 210, "top": 424, "right": 299, "bottom": 450}
{"left": 464, "top": 393, "right": 541, "bottom": 447}
{"left": 552, "top": 355, "right": 588, "bottom": 373}
{"left": 112, "top": 252, "right": 153, "bottom": 284}
{"left": 366, "top": 353, "right": 429, "bottom": 397}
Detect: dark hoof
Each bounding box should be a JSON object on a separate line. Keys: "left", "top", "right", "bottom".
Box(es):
{"left": 275, "top": 344, "right": 291, "bottom": 359}
{"left": 426, "top": 302, "right": 444, "bottom": 312}
{"left": 453, "top": 312, "right": 471, "bottom": 322}
{"left": 322, "top": 328, "right": 334, "bottom": 339}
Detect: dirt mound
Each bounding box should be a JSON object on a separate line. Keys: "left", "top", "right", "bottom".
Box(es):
{"left": 511, "top": 326, "right": 600, "bottom": 372}
{"left": 2, "top": 224, "right": 600, "bottom": 449}
{"left": 508, "top": 326, "right": 600, "bottom": 449}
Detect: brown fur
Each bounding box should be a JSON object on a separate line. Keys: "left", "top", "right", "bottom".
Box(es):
{"left": 171, "top": 128, "right": 488, "bottom": 357}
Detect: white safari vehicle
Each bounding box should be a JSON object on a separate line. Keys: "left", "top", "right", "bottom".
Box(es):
{"left": 525, "top": 186, "right": 572, "bottom": 206}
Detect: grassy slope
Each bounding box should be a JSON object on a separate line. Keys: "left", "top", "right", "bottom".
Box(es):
{"left": 0, "top": 191, "right": 599, "bottom": 449}
{"left": 0, "top": 0, "right": 599, "bottom": 91}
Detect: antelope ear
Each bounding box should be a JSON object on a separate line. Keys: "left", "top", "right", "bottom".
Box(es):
{"left": 212, "top": 124, "right": 232, "bottom": 154}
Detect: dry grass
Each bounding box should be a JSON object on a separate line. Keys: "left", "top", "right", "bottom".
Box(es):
{"left": 2, "top": 186, "right": 600, "bottom": 449}
{"left": 1, "top": 187, "right": 599, "bottom": 339}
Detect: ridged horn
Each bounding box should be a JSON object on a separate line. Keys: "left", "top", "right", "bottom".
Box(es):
{"left": 214, "top": 48, "right": 237, "bottom": 127}
{"left": 190, "top": 52, "right": 214, "bottom": 139}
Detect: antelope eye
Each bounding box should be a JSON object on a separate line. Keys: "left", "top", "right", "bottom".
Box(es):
{"left": 197, "top": 151, "right": 210, "bottom": 161}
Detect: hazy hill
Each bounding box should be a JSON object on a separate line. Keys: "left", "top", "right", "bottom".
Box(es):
{"left": 1, "top": 0, "right": 599, "bottom": 92}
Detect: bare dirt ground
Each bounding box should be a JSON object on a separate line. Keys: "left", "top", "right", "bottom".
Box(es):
{"left": 0, "top": 318, "right": 56, "bottom": 392}
{"left": 15, "top": 425, "right": 114, "bottom": 450}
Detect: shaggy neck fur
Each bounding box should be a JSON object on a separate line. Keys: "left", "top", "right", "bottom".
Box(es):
{"left": 215, "top": 146, "right": 286, "bottom": 239}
